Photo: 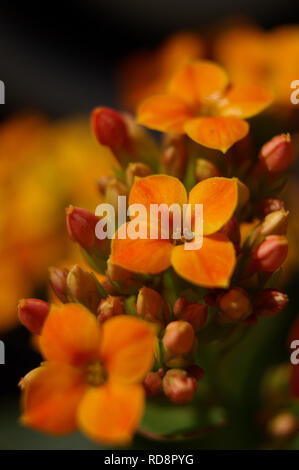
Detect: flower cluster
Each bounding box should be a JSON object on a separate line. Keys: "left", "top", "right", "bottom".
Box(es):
{"left": 18, "top": 58, "right": 294, "bottom": 445}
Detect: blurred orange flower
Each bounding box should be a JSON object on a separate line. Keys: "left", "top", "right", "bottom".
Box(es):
{"left": 111, "top": 174, "right": 238, "bottom": 287}
{"left": 137, "top": 61, "right": 273, "bottom": 152}
{"left": 20, "top": 304, "right": 154, "bottom": 444}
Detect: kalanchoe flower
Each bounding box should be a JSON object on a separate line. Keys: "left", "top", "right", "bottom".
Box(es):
{"left": 259, "top": 134, "right": 294, "bottom": 173}
{"left": 253, "top": 289, "right": 288, "bottom": 317}
{"left": 20, "top": 304, "right": 155, "bottom": 444}
{"left": 195, "top": 158, "right": 221, "bottom": 182}
{"left": 173, "top": 297, "right": 207, "bottom": 332}
{"left": 143, "top": 370, "right": 164, "bottom": 397}
{"left": 136, "top": 287, "right": 171, "bottom": 332}
{"left": 251, "top": 235, "right": 288, "bottom": 272}
{"left": 161, "top": 135, "right": 188, "bottom": 179}
{"left": 162, "top": 369, "right": 197, "bottom": 404}
{"left": 66, "top": 265, "right": 102, "bottom": 314}
{"left": 163, "top": 320, "right": 195, "bottom": 356}
{"left": 48, "top": 267, "right": 69, "bottom": 303}
{"left": 92, "top": 107, "right": 131, "bottom": 153}
{"left": 18, "top": 298, "right": 50, "bottom": 335}
{"left": 97, "top": 295, "right": 125, "bottom": 323}
{"left": 125, "top": 162, "right": 152, "bottom": 188}
{"left": 218, "top": 287, "right": 252, "bottom": 323}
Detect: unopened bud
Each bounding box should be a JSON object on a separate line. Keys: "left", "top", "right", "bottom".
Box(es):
{"left": 252, "top": 235, "right": 288, "bottom": 272}
{"left": 97, "top": 295, "right": 125, "bottom": 322}
{"left": 48, "top": 267, "right": 69, "bottom": 303}
{"left": 173, "top": 297, "right": 207, "bottom": 332}
{"left": 125, "top": 162, "right": 152, "bottom": 188}
{"left": 219, "top": 287, "right": 252, "bottom": 322}
{"left": 163, "top": 369, "right": 197, "bottom": 404}
{"left": 257, "top": 198, "right": 284, "bottom": 217}
{"left": 18, "top": 298, "right": 50, "bottom": 335}
{"left": 195, "top": 158, "right": 221, "bottom": 182}
{"left": 96, "top": 176, "right": 114, "bottom": 196}
{"left": 268, "top": 412, "right": 298, "bottom": 439}
{"left": 259, "top": 134, "right": 294, "bottom": 173}
{"left": 143, "top": 370, "right": 163, "bottom": 397}
{"left": 187, "top": 364, "right": 205, "bottom": 380}
{"left": 218, "top": 216, "right": 240, "bottom": 249}
{"left": 105, "top": 178, "right": 128, "bottom": 214}
{"left": 66, "top": 206, "right": 100, "bottom": 250}
{"left": 92, "top": 107, "right": 130, "bottom": 153}
{"left": 106, "top": 257, "right": 142, "bottom": 292}
{"left": 259, "top": 210, "right": 288, "bottom": 236}
{"left": 136, "top": 287, "right": 170, "bottom": 332}
{"left": 66, "top": 265, "right": 102, "bottom": 313}
{"left": 162, "top": 136, "right": 187, "bottom": 179}
{"left": 163, "top": 321, "right": 195, "bottom": 355}
{"left": 253, "top": 288, "right": 288, "bottom": 317}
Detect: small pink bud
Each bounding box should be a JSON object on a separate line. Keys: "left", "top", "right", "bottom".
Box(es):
{"left": 48, "top": 267, "right": 69, "bottom": 303}
{"left": 66, "top": 206, "right": 99, "bottom": 250}
{"left": 174, "top": 298, "right": 207, "bottom": 332}
{"left": 253, "top": 289, "right": 288, "bottom": 317}
{"left": 195, "top": 158, "right": 221, "bottom": 182}
{"left": 97, "top": 295, "right": 125, "bottom": 322}
{"left": 257, "top": 197, "right": 284, "bottom": 217}
{"left": 143, "top": 371, "right": 163, "bottom": 397}
{"left": 252, "top": 235, "right": 288, "bottom": 272}
{"left": 219, "top": 287, "right": 252, "bottom": 322}
{"left": 259, "top": 134, "right": 294, "bottom": 173}
{"left": 163, "top": 321, "right": 195, "bottom": 355}
{"left": 163, "top": 369, "right": 197, "bottom": 404}
{"left": 92, "top": 107, "right": 130, "bottom": 152}
{"left": 137, "top": 287, "right": 170, "bottom": 331}
{"left": 18, "top": 298, "right": 50, "bottom": 335}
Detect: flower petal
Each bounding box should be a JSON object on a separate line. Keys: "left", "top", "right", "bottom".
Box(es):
{"left": 184, "top": 116, "right": 249, "bottom": 153}
{"left": 101, "top": 315, "right": 155, "bottom": 383}
{"left": 40, "top": 303, "right": 101, "bottom": 367}
{"left": 137, "top": 94, "right": 192, "bottom": 133}
{"left": 189, "top": 177, "right": 238, "bottom": 235}
{"left": 219, "top": 84, "right": 274, "bottom": 118}
{"left": 168, "top": 61, "right": 229, "bottom": 106}
{"left": 171, "top": 234, "right": 236, "bottom": 288}
{"left": 111, "top": 230, "right": 174, "bottom": 275}
{"left": 21, "top": 363, "right": 86, "bottom": 435}
{"left": 129, "top": 174, "right": 188, "bottom": 210}
{"left": 78, "top": 382, "right": 144, "bottom": 445}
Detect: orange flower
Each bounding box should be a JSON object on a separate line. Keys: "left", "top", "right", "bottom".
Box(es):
{"left": 111, "top": 175, "right": 239, "bottom": 288}
{"left": 137, "top": 61, "right": 273, "bottom": 153}
{"left": 20, "top": 304, "right": 155, "bottom": 444}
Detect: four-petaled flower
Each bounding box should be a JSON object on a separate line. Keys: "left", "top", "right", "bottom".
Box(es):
{"left": 20, "top": 303, "right": 155, "bottom": 444}
{"left": 137, "top": 60, "right": 274, "bottom": 153}
{"left": 111, "top": 174, "right": 240, "bottom": 288}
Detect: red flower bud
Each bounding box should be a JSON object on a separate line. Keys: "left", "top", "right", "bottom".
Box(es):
{"left": 253, "top": 288, "right": 288, "bottom": 317}
{"left": 173, "top": 298, "right": 207, "bottom": 332}
{"left": 163, "top": 321, "right": 195, "bottom": 355}
{"left": 18, "top": 298, "right": 50, "bottom": 335}
{"left": 48, "top": 267, "right": 69, "bottom": 303}
{"left": 97, "top": 295, "right": 125, "bottom": 323}
{"left": 252, "top": 235, "right": 288, "bottom": 272}
{"left": 259, "top": 134, "right": 294, "bottom": 173}
{"left": 143, "top": 371, "right": 163, "bottom": 397}
{"left": 66, "top": 206, "right": 99, "bottom": 250}
{"left": 257, "top": 198, "right": 284, "bottom": 217}
{"left": 218, "top": 216, "right": 240, "bottom": 249}
{"left": 187, "top": 364, "right": 205, "bottom": 381}
{"left": 163, "top": 369, "right": 197, "bottom": 404}
{"left": 92, "top": 107, "right": 130, "bottom": 152}
{"left": 195, "top": 158, "right": 221, "bottom": 182}
{"left": 219, "top": 287, "right": 252, "bottom": 322}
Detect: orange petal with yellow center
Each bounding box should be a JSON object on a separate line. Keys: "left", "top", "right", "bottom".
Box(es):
{"left": 168, "top": 61, "right": 229, "bottom": 107}
{"left": 78, "top": 382, "right": 144, "bottom": 445}
{"left": 21, "top": 363, "right": 87, "bottom": 434}
{"left": 40, "top": 303, "right": 101, "bottom": 367}
{"left": 100, "top": 315, "right": 155, "bottom": 383}
{"left": 111, "top": 230, "right": 174, "bottom": 275}
{"left": 129, "top": 174, "right": 187, "bottom": 211}
{"left": 189, "top": 177, "right": 238, "bottom": 235}
{"left": 171, "top": 233, "right": 236, "bottom": 288}
{"left": 219, "top": 84, "right": 274, "bottom": 118}
{"left": 137, "top": 94, "right": 193, "bottom": 133}
{"left": 184, "top": 116, "right": 249, "bottom": 153}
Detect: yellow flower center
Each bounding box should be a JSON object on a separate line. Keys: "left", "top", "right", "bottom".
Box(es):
{"left": 85, "top": 360, "right": 107, "bottom": 386}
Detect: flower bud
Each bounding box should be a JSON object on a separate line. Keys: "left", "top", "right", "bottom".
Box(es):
{"left": 257, "top": 197, "right": 284, "bottom": 217}
{"left": 252, "top": 235, "right": 288, "bottom": 272}
{"left": 253, "top": 289, "right": 288, "bottom": 317}
{"left": 218, "top": 287, "right": 252, "bottom": 322}
{"left": 66, "top": 265, "right": 102, "bottom": 313}
{"left": 96, "top": 176, "right": 114, "bottom": 196}
{"left": 136, "top": 287, "right": 170, "bottom": 332}
{"left": 105, "top": 178, "right": 128, "bottom": 214}
{"left": 66, "top": 206, "right": 99, "bottom": 250}
{"left": 106, "top": 257, "right": 142, "bottom": 292}
{"left": 259, "top": 210, "right": 288, "bottom": 236}
{"left": 143, "top": 370, "right": 163, "bottom": 397}
{"left": 187, "top": 364, "right": 205, "bottom": 381}
{"left": 92, "top": 107, "right": 130, "bottom": 153}
{"left": 268, "top": 412, "right": 298, "bottom": 439}
{"left": 218, "top": 216, "right": 240, "bottom": 249}
{"left": 163, "top": 321, "right": 195, "bottom": 355}
{"left": 195, "top": 158, "right": 221, "bottom": 182}
{"left": 125, "top": 162, "right": 152, "bottom": 188}
{"left": 48, "top": 267, "right": 69, "bottom": 303}
{"left": 259, "top": 133, "right": 294, "bottom": 173}
{"left": 173, "top": 297, "right": 207, "bottom": 332}
{"left": 163, "top": 369, "right": 197, "bottom": 404}
{"left": 18, "top": 298, "right": 50, "bottom": 335}
{"left": 162, "top": 136, "right": 187, "bottom": 179}
{"left": 97, "top": 295, "right": 125, "bottom": 322}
